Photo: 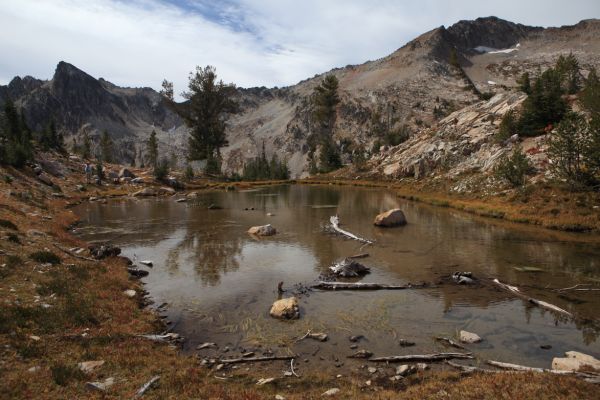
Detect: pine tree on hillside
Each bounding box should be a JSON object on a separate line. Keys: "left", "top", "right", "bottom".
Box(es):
{"left": 0, "top": 100, "right": 33, "bottom": 167}
{"left": 179, "top": 65, "right": 238, "bottom": 175}
{"left": 100, "top": 130, "right": 113, "bottom": 163}
{"left": 146, "top": 130, "right": 158, "bottom": 168}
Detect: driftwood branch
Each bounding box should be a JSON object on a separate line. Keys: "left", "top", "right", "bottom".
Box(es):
{"left": 52, "top": 243, "right": 98, "bottom": 262}
{"left": 133, "top": 375, "right": 160, "bottom": 399}
{"left": 313, "top": 281, "right": 430, "bottom": 291}
{"left": 218, "top": 355, "right": 296, "bottom": 364}
{"left": 290, "top": 359, "right": 299, "bottom": 377}
{"left": 369, "top": 352, "right": 473, "bottom": 363}
{"left": 492, "top": 279, "right": 573, "bottom": 318}
{"left": 445, "top": 360, "right": 502, "bottom": 374}
{"left": 329, "top": 216, "right": 373, "bottom": 244}
{"left": 349, "top": 253, "right": 369, "bottom": 259}
{"left": 554, "top": 284, "right": 600, "bottom": 292}
{"left": 436, "top": 336, "right": 466, "bottom": 350}
{"left": 487, "top": 360, "right": 600, "bottom": 383}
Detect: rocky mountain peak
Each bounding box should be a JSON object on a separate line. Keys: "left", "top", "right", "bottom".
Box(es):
{"left": 445, "top": 16, "right": 541, "bottom": 52}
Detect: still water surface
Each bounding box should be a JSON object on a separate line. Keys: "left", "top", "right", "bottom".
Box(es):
{"left": 75, "top": 185, "right": 600, "bottom": 370}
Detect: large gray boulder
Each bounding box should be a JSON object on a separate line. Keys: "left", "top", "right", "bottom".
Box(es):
{"left": 374, "top": 209, "right": 407, "bottom": 227}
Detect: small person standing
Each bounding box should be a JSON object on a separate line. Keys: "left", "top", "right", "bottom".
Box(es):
{"left": 84, "top": 162, "right": 92, "bottom": 183}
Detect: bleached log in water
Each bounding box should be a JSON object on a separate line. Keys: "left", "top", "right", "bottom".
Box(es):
{"left": 369, "top": 352, "right": 473, "bottom": 363}
{"left": 313, "top": 281, "right": 430, "bottom": 290}
{"left": 329, "top": 215, "right": 373, "bottom": 244}
{"left": 492, "top": 279, "right": 573, "bottom": 318}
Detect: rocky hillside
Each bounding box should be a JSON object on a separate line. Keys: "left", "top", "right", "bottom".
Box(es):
{"left": 2, "top": 17, "right": 600, "bottom": 178}
{"left": 0, "top": 62, "right": 187, "bottom": 167}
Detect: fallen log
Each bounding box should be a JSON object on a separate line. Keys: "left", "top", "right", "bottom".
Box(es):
{"left": 218, "top": 355, "right": 296, "bottom": 364}
{"left": 492, "top": 279, "right": 573, "bottom": 318}
{"left": 445, "top": 360, "right": 500, "bottom": 374}
{"left": 313, "top": 281, "right": 430, "bottom": 291}
{"left": 329, "top": 216, "right": 373, "bottom": 244}
{"left": 133, "top": 375, "right": 160, "bottom": 399}
{"left": 52, "top": 243, "right": 98, "bottom": 262}
{"left": 349, "top": 253, "right": 369, "bottom": 259}
{"left": 369, "top": 352, "right": 473, "bottom": 363}
{"left": 487, "top": 360, "right": 600, "bottom": 383}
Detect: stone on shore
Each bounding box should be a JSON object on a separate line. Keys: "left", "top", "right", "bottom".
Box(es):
{"left": 270, "top": 297, "right": 299, "bottom": 319}
{"left": 373, "top": 209, "right": 407, "bottom": 227}
{"left": 78, "top": 360, "right": 105, "bottom": 373}
{"left": 132, "top": 188, "right": 155, "bottom": 197}
{"left": 248, "top": 224, "right": 277, "bottom": 236}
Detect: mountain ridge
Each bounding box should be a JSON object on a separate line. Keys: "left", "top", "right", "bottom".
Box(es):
{"left": 1, "top": 16, "right": 599, "bottom": 176}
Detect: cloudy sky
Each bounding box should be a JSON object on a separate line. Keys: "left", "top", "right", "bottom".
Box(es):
{"left": 0, "top": 0, "right": 598, "bottom": 97}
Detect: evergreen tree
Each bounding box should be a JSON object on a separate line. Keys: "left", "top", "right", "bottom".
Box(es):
{"left": 547, "top": 112, "right": 589, "bottom": 188}
{"left": 241, "top": 142, "right": 289, "bottom": 181}
{"left": 312, "top": 75, "right": 341, "bottom": 172}
{"left": 496, "top": 110, "right": 518, "bottom": 142}
{"left": 518, "top": 67, "right": 567, "bottom": 136}
{"left": 82, "top": 131, "right": 92, "bottom": 159}
{"left": 146, "top": 130, "right": 158, "bottom": 168}
{"left": 180, "top": 66, "right": 237, "bottom": 174}
{"left": 555, "top": 52, "right": 580, "bottom": 94}
{"left": 0, "top": 100, "right": 32, "bottom": 167}
{"left": 582, "top": 67, "right": 600, "bottom": 116}
{"left": 160, "top": 79, "right": 174, "bottom": 101}
{"left": 494, "top": 146, "right": 532, "bottom": 187}
{"left": 517, "top": 72, "right": 531, "bottom": 95}
{"left": 100, "top": 130, "right": 113, "bottom": 163}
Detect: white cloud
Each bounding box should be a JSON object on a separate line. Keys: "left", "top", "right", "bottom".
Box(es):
{"left": 0, "top": 0, "right": 598, "bottom": 98}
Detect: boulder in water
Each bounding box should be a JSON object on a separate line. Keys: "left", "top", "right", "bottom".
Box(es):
{"left": 374, "top": 209, "right": 407, "bottom": 227}
{"left": 248, "top": 224, "right": 276, "bottom": 236}
{"left": 270, "top": 297, "right": 299, "bottom": 319}
{"left": 459, "top": 330, "right": 482, "bottom": 343}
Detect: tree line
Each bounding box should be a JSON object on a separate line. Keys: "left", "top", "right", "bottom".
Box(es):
{"left": 495, "top": 53, "right": 600, "bottom": 190}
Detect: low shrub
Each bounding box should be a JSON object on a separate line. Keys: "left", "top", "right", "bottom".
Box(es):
{"left": 29, "top": 251, "right": 61, "bottom": 265}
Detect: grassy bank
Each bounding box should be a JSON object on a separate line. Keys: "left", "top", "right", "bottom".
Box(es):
{"left": 1, "top": 157, "right": 599, "bottom": 399}
{"left": 299, "top": 177, "right": 600, "bottom": 235}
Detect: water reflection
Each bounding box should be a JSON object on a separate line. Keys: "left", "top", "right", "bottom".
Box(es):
{"left": 74, "top": 185, "right": 600, "bottom": 367}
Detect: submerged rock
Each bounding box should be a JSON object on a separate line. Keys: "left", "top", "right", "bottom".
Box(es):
{"left": 329, "top": 258, "right": 370, "bottom": 277}
{"left": 348, "top": 349, "right": 373, "bottom": 359}
{"left": 459, "top": 330, "right": 482, "bottom": 344}
{"left": 552, "top": 351, "right": 600, "bottom": 372}
{"left": 373, "top": 209, "right": 407, "bottom": 227}
{"left": 270, "top": 297, "right": 299, "bottom": 319}
{"left": 89, "top": 244, "right": 121, "bottom": 259}
{"left": 248, "top": 224, "right": 277, "bottom": 236}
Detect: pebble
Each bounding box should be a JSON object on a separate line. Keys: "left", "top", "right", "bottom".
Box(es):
{"left": 367, "top": 367, "right": 377, "bottom": 374}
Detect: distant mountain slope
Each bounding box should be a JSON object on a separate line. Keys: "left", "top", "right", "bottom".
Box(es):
{"left": 1, "top": 17, "right": 599, "bottom": 176}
